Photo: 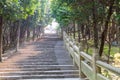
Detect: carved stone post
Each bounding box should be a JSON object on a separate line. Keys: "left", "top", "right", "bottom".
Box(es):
{"left": 78, "top": 43, "right": 86, "bottom": 78}
{"left": 92, "top": 48, "right": 100, "bottom": 80}
{"left": 72, "top": 39, "right": 75, "bottom": 65}
{"left": 63, "top": 31, "right": 66, "bottom": 49}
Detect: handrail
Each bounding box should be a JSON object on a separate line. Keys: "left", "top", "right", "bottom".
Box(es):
{"left": 63, "top": 31, "right": 120, "bottom": 80}
{"left": 96, "top": 60, "right": 120, "bottom": 76}
{"left": 80, "top": 51, "right": 92, "bottom": 62}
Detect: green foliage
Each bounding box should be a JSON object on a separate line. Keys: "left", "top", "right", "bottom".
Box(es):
{"left": 88, "top": 39, "right": 94, "bottom": 47}
{"left": 28, "top": 0, "right": 52, "bottom": 28}
{"left": 50, "top": 0, "right": 74, "bottom": 26}
{"left": 87, "top": 48, "right": 93, "bottom": 55}
{"left": 0, "top": 0, "right": 52, "bottom": 29}
{"left": 0, "top": 0, "right": 40, "bottom": 21}
{"left": 103, "top": 45, "right": 119, "bottom": 57}
{"left": 87, "top": 44, "right": 119, "bottom": 57}
{"left": 39, "top": 0, "right": 50, "bottom": 26}
{"left": 50, "top": 0, "right": 101, "bottom": 26}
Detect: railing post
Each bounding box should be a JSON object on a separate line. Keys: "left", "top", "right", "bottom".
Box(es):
{"left": 63, "top": 31, "right": 69, "bottom": 52}
{"left": 63, "top": 31, "right": 67, "bottom": 49}
{"left": 78, "top": 43, "right": 86, "bottom": 78}
{"left": 72, "top": 39, "right": 75, "bottom": 65}
{"left": 92, "top": 48, "right": 100, "bottom": 80}
{"left": 57, "top": 29, "right": 60, "bottom": 37}
{"left": 64, "top": 31, "right": 75, "bottom": 66}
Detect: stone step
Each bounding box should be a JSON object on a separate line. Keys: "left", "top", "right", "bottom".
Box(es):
{"left": 4, "top": 60, "right": 56, "bottom": 62}
{"left": 0, "top": 74, "right": 79, "bottom": 79}
{"left": 0, "top": 70, "right": 79, "bottom": 75}
{"left": 0, "top": 68, "right": 61, "bottom": 71}
{"left": 0, "top": 36, "right": 80, "bottom": 80}
{"left": 18, "top": 78, "right": 81, "bottom": 80}
{"left": 2, "top": 62, "right": 58, "bottom": 65}
{"left": 0, "top": 66, "right": 76, "bottom": 70}
{"left": 0, "top": 65, "right": 75, "bottom": 68}
{"left": 8, "top": 56, "right": 70, "bottom": 61}
{"left": 13, "top": 58, "right": 56, "bottom": 60}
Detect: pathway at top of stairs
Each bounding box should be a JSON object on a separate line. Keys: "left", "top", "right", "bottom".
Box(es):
{"left": 0, "top": 33, "right": 83, "bottom": 80}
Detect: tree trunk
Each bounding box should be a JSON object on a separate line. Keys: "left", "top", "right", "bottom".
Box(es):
{"left": 10, "top": 21, "right": 18, "bottom": 47}
{"left": 27, "top": 27, "right": 30, "bottom": 40}
{"left": 68, "top": 27, "right": 70, "bottom": 36}
{"left": 32, "top": 27, "right": 35, "bottom": 41}
{"left": 81, "top": 24, "right": 84, "bottom": 39}
{"left": 118, "top": 27, "right": 120, "bottom": 53}
{"left": 107, "top": 42, "right": 111, "bottom": 64}
{"left": 73, "top": 21, "right": 76, "bottom": 39}
{"left": 16, "top": 21, "right": 20, "bottom": 52}
{"left": 92, "top": 0, "right": 99, "bottom": 49}
{"left": 78, "top": 23, "right": 81, "bottom": 43}
{"left": 99, "top": 0, "right": 115, "bottom": 57}
{"left": 0, "top": 16, "right": 3, "bottom": 62}
{"left": 92, "top": 0, "right": 101, "bottom": 75}
{"left": 20, "top": 23, "right": 27, "bottom": 43}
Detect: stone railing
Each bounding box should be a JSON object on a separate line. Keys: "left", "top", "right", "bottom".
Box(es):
{"left": 63, "top": 31, "right": 120, "bottom": 80}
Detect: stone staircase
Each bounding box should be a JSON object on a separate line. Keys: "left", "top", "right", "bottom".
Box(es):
{"left": 0, "top": 34, "right": 80, "bottom": 80}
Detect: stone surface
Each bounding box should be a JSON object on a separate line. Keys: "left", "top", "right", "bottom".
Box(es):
{"left": 20, "top": 78, "right": 81, "bottom": 80}
{"left": 0, "top": 33, "right": 80, "bottom": 80}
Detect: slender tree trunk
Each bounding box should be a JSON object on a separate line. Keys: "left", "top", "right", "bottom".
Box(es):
{"left": 92, "top": 0, "right": 101, "bottom": 75}
{"left": 84, "top": 25, "right": 89, "bottom": 53}
{"left": 20, "top": 23, "right": 27, "bottom": 43}
{"left": 86, "top": 26, "right": 90, "bottom": 40}
{"left": 78, "top": 23, "right": 81, "bottom": 43}
{"left": 99, "top": 0, "right": 115, "bottom": 57}
{"left": 81, "top": 24, "right": 85, "bottom": 50}
{"left": 0, "top": 16, "right": 3, "bottom": 62}
{"left": 38, "top": 26, "right": 41, "bottom": 38}
{"left": 32, "top": 27, "right": 35, "bottom": 41}
{"left": 81, "top": 24, "right": 84, "bottom": 39}
{"left": 10, "top": 21, "right": 18, "bottom": 47}
{"left": 107, "top": 42, "right": 111, "bottom": 64}
{"left": 27, "top": 27, "right": 30, "bottom": 40}
{"left": 73, "top": 21, "right": 76, "bottom": 39}
{"left": 70, "top": 27, "right": 72, "bottom": 36}
{"left": 68, "top": 27, "right": 70, "bottom": 36}
{"left": 67, "top": 26, "right": 69, "bottom": 35}
{"left": 92, "top": 0, "right": 99, "bottom": 49}
{"left": 16, "top": 21, "right": 20, "bottom": 52}
{"left": 118, "top": 27, "right": 120, "bottom": 53}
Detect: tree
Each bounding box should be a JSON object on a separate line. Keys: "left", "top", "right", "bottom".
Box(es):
{"left": 0, "top": 0, "right": 41, "bottom": 62}
{"left": 99, "top": 0, "right": 115, "bottom": 56}
{"left": 50, "top": 0, "right": 119, "bottom": 60}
